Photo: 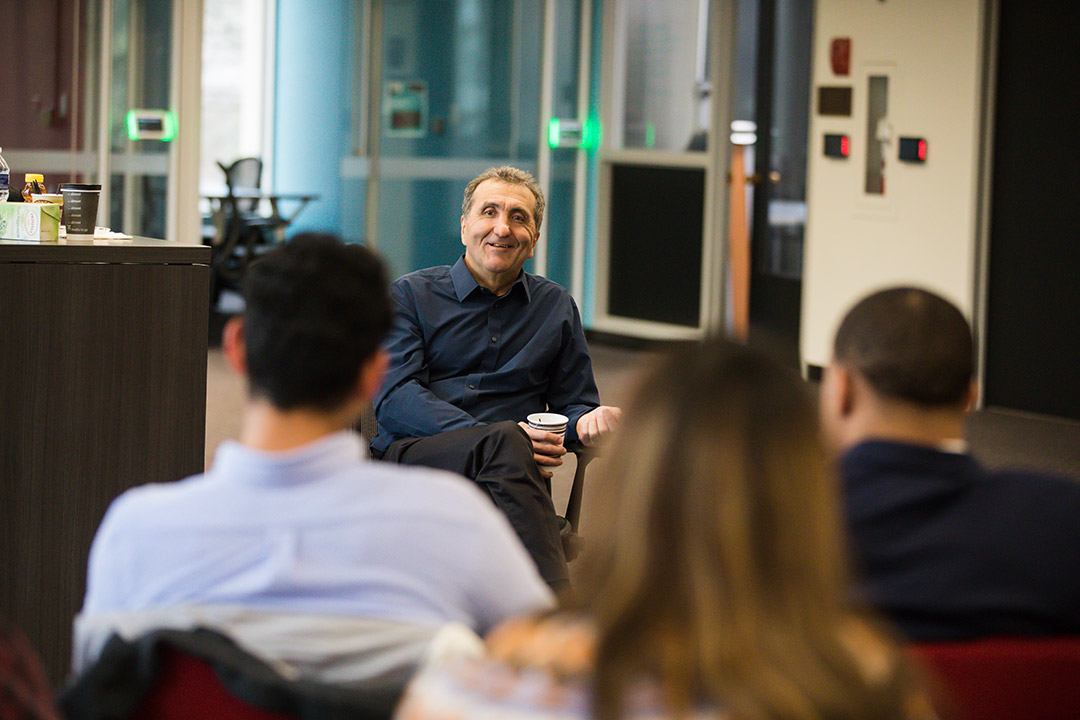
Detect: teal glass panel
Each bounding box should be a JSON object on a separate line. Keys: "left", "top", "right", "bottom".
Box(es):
{"left": 377, "top": 0, "right": 543, "bottom": 280}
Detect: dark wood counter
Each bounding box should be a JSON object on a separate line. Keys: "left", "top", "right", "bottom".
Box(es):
{"left": 0, "top": 236, "right": 210, "bottom": 264}
{"left": 0, "top": 238, "right": 211, "bottom": 686}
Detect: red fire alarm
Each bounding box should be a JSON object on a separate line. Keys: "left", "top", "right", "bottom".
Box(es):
{"left": 831, "top": 38, "right": 851, "bottom": 76}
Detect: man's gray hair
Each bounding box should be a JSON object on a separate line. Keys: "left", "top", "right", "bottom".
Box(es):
{"left": 461, "top": 166, "right": 545, "bottom": 234}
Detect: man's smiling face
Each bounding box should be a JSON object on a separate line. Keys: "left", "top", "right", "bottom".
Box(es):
{"left": 460, "top": 179, "right": 538, "bottom": 295}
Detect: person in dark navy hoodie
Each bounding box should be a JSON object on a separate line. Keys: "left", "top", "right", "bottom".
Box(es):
{"left": 819, "top": 286, "right": 1080, "bottom": 641}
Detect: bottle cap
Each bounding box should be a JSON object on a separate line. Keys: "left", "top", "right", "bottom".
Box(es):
{"left": 25, "top": 173, "right": 44, "bottom": 183}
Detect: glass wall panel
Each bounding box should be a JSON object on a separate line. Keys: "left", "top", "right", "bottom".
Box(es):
{"left": 375, "top": 0, "right": 543, "bottom": 280}
{"left": 109, "top": 0, "right": 172, "bottom": 238}
{"left": 545, "top": 0, "right": 583, "bottom": 291}
{"left": 200, "top": 0, "right": 268, "bottom": 193}
{"left": 612, "top": 0, "right": 706, "bottom": 152}
{"left": 0, "top": 1, "right": 101, "bottom": 201}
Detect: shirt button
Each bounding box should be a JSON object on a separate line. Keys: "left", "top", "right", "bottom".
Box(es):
{"left": 490, "top": 335, "right": 498, "bottom": 343}
{"left": 468, "top": 384, "right": 476, "bottom": 390}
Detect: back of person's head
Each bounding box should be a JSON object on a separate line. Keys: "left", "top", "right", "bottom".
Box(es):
{"left": 241, "top": 233, "right": 391, "bottom": 411}
{"left": 461, "top": 166, "right": 546, "bottom": 233}
{"left": 581, "top": 338, "right": 913, "bottom": 720}
{"left": 833, "top": 287, "right": 974, "bottom": 407}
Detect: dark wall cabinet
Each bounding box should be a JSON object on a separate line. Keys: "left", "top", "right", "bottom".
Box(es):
{"left": 0, "top": 239, "right": 210, "bottom": 686}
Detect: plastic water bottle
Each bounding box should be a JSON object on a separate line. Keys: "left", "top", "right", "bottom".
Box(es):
{"left": 0, "top": 147, "right": 10, "bottom": 202}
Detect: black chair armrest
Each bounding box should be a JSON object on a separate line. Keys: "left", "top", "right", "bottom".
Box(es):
{"left": 565, "top": 448, "right": 596, "bottom": 533}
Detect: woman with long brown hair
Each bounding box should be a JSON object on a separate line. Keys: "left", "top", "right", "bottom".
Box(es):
{"left": 396, "top": 338, "right": 932, "bottom": 720}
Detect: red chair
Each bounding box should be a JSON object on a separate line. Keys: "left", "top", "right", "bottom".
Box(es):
{"left": 62, "top": 628, "right": 403, "bottom": 720}
{"left": 911, "top": 636, "right": 1080, "bottom": 720}
{"left": 131, "top": 646, "right": 295, "bottom": 720}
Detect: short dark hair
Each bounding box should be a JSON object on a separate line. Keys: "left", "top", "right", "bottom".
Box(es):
{"left": 833, "top": 287, "right": 973, "bottom": 406}
{"left": 241, "top": 233, "right": 391, "bottom": 411}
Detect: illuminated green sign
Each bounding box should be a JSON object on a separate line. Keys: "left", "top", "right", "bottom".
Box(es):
{"left": 126, "top": 110, "right": 177, "bottom": 142}
{"left": 547, "top": 116, "right": 602, "bottom": 151}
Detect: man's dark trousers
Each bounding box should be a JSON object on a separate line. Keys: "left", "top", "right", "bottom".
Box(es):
{"left": 376, "top": 421, "right": 569, "bottom": 592}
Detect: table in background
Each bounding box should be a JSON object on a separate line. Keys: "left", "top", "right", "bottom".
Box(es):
{"left": 0, "top": 238, "right": 211, "bottom": 687}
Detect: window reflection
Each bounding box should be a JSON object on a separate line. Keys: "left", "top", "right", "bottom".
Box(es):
{"left": 613, "top": 0, "right": 710, "bottom": 152}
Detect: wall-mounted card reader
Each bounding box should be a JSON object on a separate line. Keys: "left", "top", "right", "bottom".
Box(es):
{"left": 823, "top": 133, "right": 850, "bottom": 158}
{"left": 547, "top": 117, "right": 601, "bottom": 150}
{"left": 898, "top": 137, "right": 927, "bottom": 162}
{"left": 549, "top": 118, "right": 583, "bottom": 148}
{"left": 125, "top": 109, "right": 177, "bottom": 141}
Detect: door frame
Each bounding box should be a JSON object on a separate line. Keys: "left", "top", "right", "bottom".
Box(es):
{"left": 590, "top": 0, "right": 736, "bottom": 340}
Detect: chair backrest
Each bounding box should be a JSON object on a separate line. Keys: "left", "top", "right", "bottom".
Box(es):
{"left": 911, "top": 636, "right": 1080, "bottom": 720}
{"left": 63, "top": 626, "right": 421, "bottom": 720}
{"left": 131, "top": 646, "right": 294, "bottom": 720}
{"left": 357, "top": 401, "right": 379, "bottom": 446}
{"left": 218, "top": 157, "right": 263, "bottom": 213}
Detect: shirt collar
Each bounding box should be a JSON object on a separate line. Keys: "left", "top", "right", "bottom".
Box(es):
{"left": 211, "top": 430, "right": 366, "bottom": 486}
{"left": 450, "top": 255, "right": 532, "bottom": 303}
{"left": 842, "top": 439, "right": 980, "bottom": 484}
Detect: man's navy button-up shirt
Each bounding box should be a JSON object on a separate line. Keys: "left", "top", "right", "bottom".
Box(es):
{"left": 372, "top": 257, "right": 601, "bottom": 453}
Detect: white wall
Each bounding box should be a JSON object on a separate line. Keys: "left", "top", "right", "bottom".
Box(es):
{"left": 801, "top": 0, "right": 988, "bottom": 367}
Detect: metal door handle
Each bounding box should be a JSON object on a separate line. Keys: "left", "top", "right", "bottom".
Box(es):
{"left": 747, "top": 171, "right": 781, "bottom": 185}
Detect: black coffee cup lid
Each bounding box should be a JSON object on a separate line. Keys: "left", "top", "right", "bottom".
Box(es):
{"left": 60, "top": 183, "right": 102, "bottom": 191}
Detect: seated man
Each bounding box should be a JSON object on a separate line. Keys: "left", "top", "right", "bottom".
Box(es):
{"left": 373, "top": 167, "right": 621, "bottom": 592}
{"left": 820, "top": 286, "right": 1080, "bottom": 641}
{"left": 75, "top": 234, "right": 553, "bottom": 678}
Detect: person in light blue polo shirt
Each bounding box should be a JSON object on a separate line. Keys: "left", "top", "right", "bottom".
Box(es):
{"left": 76, "top": 234, "right": 552, "bottom": 677}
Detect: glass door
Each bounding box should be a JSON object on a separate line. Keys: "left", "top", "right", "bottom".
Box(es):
{"left": 107, "top": 0, "right": 173, "bottom": 239}
{"left": 348, "top": 0, "right": 585, "bottom": 285}
{"left": 0, "top": 2, "right": 101, "bottom": 211}
{"left": 0, "top": 0, "right": 198, "bottom": 242}
{"left": 592, "top": 0, "right": 734, "bottom": 340}
{"left": 364, "top": 0, "right": 545, "bottom": 280}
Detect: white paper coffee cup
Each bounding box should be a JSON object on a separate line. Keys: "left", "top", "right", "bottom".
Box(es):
{"left": 527, "top": 412, "right": 568, "bottom": 436}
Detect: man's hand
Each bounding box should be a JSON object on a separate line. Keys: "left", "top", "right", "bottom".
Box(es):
{"left": 576, "top": 405, "right": 623, "bottom": 447}
{"left": 518, "top": 422, "right": 567, "bottom": 480}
